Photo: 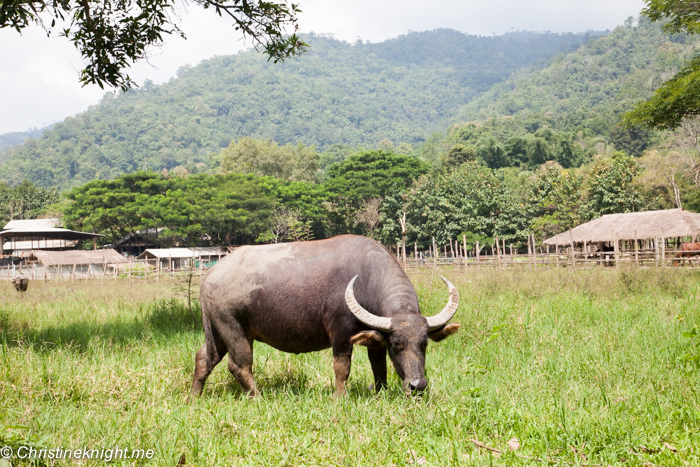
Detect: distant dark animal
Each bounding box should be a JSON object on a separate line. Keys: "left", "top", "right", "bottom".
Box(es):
{"left": 12, "top": 276, "right": 28, "bottom": 292}
{"left": 191, "top": 235, "right": 460, "bottom": 398}
{"left": 673, "top": 242, "right": 700, "bottom": 266}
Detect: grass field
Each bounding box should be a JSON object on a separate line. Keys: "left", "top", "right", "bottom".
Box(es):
{"left": 2, "top": 267, "right": 700, "bottom": 466}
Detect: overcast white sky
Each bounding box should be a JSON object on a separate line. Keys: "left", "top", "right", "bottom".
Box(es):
{"left": 0, "top": 0, "right": 645, "bottom": 135}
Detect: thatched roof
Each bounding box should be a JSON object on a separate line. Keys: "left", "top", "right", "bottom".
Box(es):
{"left": 31, "top": 249, "right": 127, "bottom": 266}
{"left": 543, "top": 209, "right": 700, "bottom": 246}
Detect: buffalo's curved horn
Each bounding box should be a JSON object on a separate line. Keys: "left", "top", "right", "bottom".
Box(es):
{"left": 345, "top": 275, "right": 392, "bottom": 332}
{"left": 426, "top": 276, "right": 459, "bottom": 331}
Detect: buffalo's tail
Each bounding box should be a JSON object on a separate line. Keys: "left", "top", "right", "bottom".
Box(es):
{"left": 201, "top": 306, "right": 219, "bottom": 365}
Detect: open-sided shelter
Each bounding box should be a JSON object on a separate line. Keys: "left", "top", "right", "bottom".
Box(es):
{"left": 137, "top": 247, "right": 227, "bottom": 270}
{"left": 543, "top": 209, "right": 700, "bottom": 249}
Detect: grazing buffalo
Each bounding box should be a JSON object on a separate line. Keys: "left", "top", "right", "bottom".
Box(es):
{"left": 191, "top": 235, "right": 460, "bottom": 397}
{"left": 12, "top": 276, "right": 28, "bottom": 292}
{"left": 674, "top": 242, "right": 700, "bottom": 266}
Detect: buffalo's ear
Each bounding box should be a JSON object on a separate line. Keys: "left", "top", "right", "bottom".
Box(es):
{"left": 428, "top": 323, "right": 460, "bottom": 342}
{"left": 350, "top": 330, "right": 385, "bottom": 347}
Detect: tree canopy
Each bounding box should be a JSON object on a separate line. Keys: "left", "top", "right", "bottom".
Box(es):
{"left": 0, "top": 0, "right": 306, "bottom": 90}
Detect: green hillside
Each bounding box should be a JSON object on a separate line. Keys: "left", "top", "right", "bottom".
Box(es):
{"left": 0, "top": 29, "right": 590, "bottom": 190}
{"left": 459, "top": 18, "right": 700, "bottom": 135}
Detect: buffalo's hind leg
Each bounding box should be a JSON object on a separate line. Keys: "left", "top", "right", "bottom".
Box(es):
{"left": 191, "top": 318, "right": 227, "bottom": 397}
{"left": 226, "top": 334, "right": 259, "bottom": 398}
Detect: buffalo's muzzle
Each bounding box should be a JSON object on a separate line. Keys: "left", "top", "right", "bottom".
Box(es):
{"left": 408, "top": 378, "right": 428, "bottom": 394}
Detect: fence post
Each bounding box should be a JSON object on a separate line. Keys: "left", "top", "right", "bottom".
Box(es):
{"left": 655, "top": 237, "right": 659, "bottom": 267}
{"left": 614, "top": 232, "right": 619, "bottom": 268}
{"left": 71, "top": 262, "right": 76, "bottom": 284}
{"left": 634, "top": 230, "right": 639, "bottom": 266}
{"left": 463, "top": 234, "right": 468, "bottom": 272}
{"left": 495, "top": 235, "right": 502, "bottom": 269}
{"left": 476, "top": 240, "right": 480, "bottom": 268}
{"left": 128, "top": 258, "right": 132, "bottom": 283}
{"left": 661, "top": 236, "right": 666, "bottom": 267}
{"left": 569, "top": 231, "right": 576, "bottom": 269}
{"left": 432, "top": 236, "right": 437, "bottom": 271}
{"left": 503, "top": 238, "right": 507, "bottom": 266}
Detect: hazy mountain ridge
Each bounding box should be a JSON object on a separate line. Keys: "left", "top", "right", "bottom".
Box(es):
{"left": 0, "top": 125, "right": 52, "bottom": 152}
{"left": 0, "top": 29, "right": 592, "bottom": 190}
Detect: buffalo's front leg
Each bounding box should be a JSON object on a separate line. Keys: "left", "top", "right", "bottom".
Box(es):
{"left": 332, "top": 344, "right": 352, "bottom": 397}
{"left": 367, "top": 347, "right": 387, "bottom": 392}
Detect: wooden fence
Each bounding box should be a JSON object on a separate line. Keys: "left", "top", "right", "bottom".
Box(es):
{"left": 3, "top": 241, "right": 700, "bottom": 283}
{"left": 393, "top": 240, "right": 700, "bottom": 271}
{"left": 0, "top": 256, "right": 218, "bottom": 283}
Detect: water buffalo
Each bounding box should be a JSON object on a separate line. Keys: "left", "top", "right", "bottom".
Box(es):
{"left": 12, "top": 276, "right": 28, "bottom": 292}
{"left": 674, "top": 242, "right": 700, "bottom": 266}
{"left": 191, "top": 235, "right": 460, "bottom": 397}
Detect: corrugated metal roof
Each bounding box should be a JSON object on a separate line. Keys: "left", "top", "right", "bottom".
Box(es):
{"left": 543, "top": 209, "right": 700, "bottom": 245}
{"left": 3, "top": 218, "right": 61, "bottom": 230}
{"left": 137, "top": 248, "right": 227, "bottom": 259}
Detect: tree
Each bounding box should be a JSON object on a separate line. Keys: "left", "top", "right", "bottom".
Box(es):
{"left": 379, "top": 162, "right": 529, "bottom": 247}
{"left": 324, "top": 150, "right": 430, "bottom": 235}
{"left": 623, "top": 3, "right": 700, "bottom": 129}
{"left": 219, "top": 137, "right": 319, "bottom": 182}
{"left": 0, "top": 180, "right": 60, "bottom": 225}
{"left": 355, "top": 198, "right": 383, "bottom": 239}
{"left": 526, "top": 162, "right": 585, "bottom": 240}
{"left": 0, "top": 0, "right": 307, "bottom": 90}
{"left": 584, "top": 151, "right": 648, "bottom": 217}
{"left": 443, "top": 144, "right": 476, "bottom": 169}
{"left": 638, "top": 150, "right": 686, "bottom": 208}
{"left": 63, "top": 171, "right": 276, "bottom": 246}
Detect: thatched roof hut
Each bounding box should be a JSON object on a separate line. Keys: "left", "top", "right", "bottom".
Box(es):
{"left": 30, "top": 249, "right": 127, "bottom": 266}
{"left": 543, "top": 209, "right": 700, "bottom": 246}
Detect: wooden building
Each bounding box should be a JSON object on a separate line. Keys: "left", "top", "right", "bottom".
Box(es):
{"left": 0, "top": 219, "right": 103, "bottom": 261}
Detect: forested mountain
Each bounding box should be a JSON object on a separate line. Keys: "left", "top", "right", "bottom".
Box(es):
{"left": 459, "top": 18, "right": 699, "bottom": 136}
{"left": 0, "top": 29, "right": 591, "bottom": 190}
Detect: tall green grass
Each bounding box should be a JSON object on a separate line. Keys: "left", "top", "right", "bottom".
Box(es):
{"left": 1, "top": 268, "right": 700, "bottom": 466}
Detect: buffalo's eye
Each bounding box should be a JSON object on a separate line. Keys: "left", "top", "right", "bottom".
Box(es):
{"left": 390, "top": 339, "right": 405, "bottom": 352}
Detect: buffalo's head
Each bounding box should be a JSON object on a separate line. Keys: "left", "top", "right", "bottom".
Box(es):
{"left": 345, "top": 275, "right": 460, "bottom": 395}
